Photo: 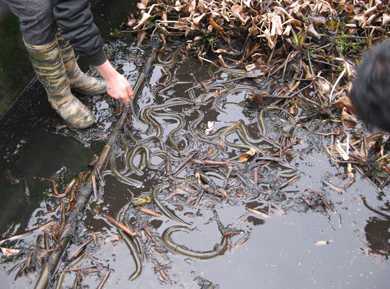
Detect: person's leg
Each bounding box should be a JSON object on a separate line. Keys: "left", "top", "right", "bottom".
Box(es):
{"left": 57, "top": 34, "right": 106, "bottom": 95}
{"left": 4, "top": 0, "right": 56, "bottom": 45}
{"left": 4, "top": 0, "right": 95, "bottom": 128}
{"left": 23, "top": 40, "right": 95, "bottom": 128}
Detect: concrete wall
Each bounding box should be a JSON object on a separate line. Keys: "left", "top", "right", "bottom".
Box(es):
{"left": 0, "top": 2, "right": 34, "bottom": 118}
{"left": 0, "top": 1, "right": 9, "bottom": 18}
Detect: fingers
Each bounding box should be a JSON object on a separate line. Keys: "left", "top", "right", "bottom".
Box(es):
{"left": 120, "top": 79, "right": 132, "bottom": 104}
{"left": 120, "top": 82, "right": 133, "bottom": 104}
{"left": 127, "top": 86, "right": 134, "bottom": 101}
{"left": 105, "top": 74, "right": 133, "bottom": 104}
{"left": 120, "top": 92, "right": 130, "bottom": 104}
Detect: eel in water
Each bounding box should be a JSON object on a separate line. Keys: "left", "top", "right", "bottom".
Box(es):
{"left": 161, "top": 225, "right": 229, "bottom": 260}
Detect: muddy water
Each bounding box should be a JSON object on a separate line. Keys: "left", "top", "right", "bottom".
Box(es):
{"left": 0, "top": 40, "right": 389, "bottom": 289}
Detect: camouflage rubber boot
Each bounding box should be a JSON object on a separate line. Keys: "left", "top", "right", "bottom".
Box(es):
{"left": 58, "top": 36, "right": 106, "bottom": 96}
{"left": 24, "top": 38, "right": 95, "bottom": 129}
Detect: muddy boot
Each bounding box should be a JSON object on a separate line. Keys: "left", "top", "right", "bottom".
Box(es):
{"left": 58, "top": 36, "right": 106, "bottom": 95}
{"left": 24, "top": 39, "right": 95, "bottom": 129}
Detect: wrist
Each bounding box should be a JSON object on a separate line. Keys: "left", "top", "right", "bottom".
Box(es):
{"left": 96, "top": 60, "right": 118, "bottom": 81}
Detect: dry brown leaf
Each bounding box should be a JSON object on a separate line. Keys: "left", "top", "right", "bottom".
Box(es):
{"left": 334, "top": 96, "right": 356, "bottom": 115}
{"left": 239, "top": 148, "right": 257, "bottom": 163}
{"left": 283, "top": 24, "right": 292, "bottom": 36}
{"left": 193, "top": 13, "right": 206, "bottom": 26}
{"left": 174, "top": 0, "right": 182, "bottom": 12}
{"left": 382, "top": 165, "right": 390, "bottom": 175}
{"left": 188, "top": 0, "right": 197, "bottom": 13}
{"left": 315, "top": 240, "right": 332, "bottom": 246}
{"left": 245, "top": 63, "right": 256, "bottom": 71}
{"left": 137, "top": 1, "right": 147, "bottom": 10}
{"left": 136, "top": 31, "right": 147, "bottom": 46}
{"left": 248, "top": 91, "right": 268, "bottom": 106}
{"left": 246, "top": 208, "right": 270, "bottom": 219}
{"left": 137, "top": 207, "right": 162, "bottom": 217}
{"left": 307, "top": 23, "right": 321, "bottom": 39}
{"left": 242, "top": 0, "right": 252, "bottom": 8}
{"left": 315, "top": 77, "right": 332, "bottom": 96}
{"left": 284, "top": 18, "right": 302, "bottom": 28}
{"left": 231, "top": 4, "right": 249, "bottom": 24}
{"left": 309, "top": 16, "right": 326, "bottom": 25}
{"left": 270, "top": 13, "right": 283, "bottom": 36}
{"left": 127, "top": 18, "right": 137, "bottom": 27}
{"left": 231, "top": 4, "right": 242, "bottom": 14}
{"left": 195, "top": 171, "right": 208, "bottom": 185}
{"left": 364, "top": 5, "right": 378, "bottom": 17}
{"left": 288, "top": 103, "right": 299, "bottom": 115}
{"left": 217, "top": 54, "right": 228, "bottom": 68}
{"left": 133, "top": 4, "right": 158, "bottom": 30}
{"left": 213, "top": 48, "right": 234, "bottom": 54}
{"left": 264, "top": 28, "right": 276, "bottom": 48}
{"left": 208, "top": 16, "right": 226, "bottom": 36}
{"left": 353, "top": 14, "right": 367, "bottom": 27}
{"left": 134, "top": 11, "right": 151, "bottom": 29}
{"left": 161, "top": 11, "right": 168, "bottom": 24}
{"left": 383, "top": 13, "right": 390, "bottom": 26}
{"left": 341, "top": 108, "right": 358, "bottom": 128}
{"left": 174, "top": 18, "right": 189, "bottom": 31}
{"left": 104, "top": 214, "right": 137, "bottom": 237}
{"left": 343, "top": 3, "right": 354, "bottom": 14}
{"left": 1, "top": 247, "right": 20, "bottom": 257}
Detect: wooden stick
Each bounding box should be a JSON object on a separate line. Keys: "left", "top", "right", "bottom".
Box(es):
{"left": 33, "top": 36, "right": 160, "bottom": 289}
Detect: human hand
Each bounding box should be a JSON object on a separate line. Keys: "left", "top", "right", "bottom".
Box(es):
{"left": 106, "top": 72, "right": 133, "bottom": 104}
{"left": 97, "top": 60, "right": 133, "bottom": 104}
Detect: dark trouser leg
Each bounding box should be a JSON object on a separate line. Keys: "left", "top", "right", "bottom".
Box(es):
{"left": 3, "top": 0, "right": 56, "bottom": 45}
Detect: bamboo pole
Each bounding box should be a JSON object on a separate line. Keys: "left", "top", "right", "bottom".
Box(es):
{"left": 33, "top": 35, "right": 160, "bottom": 289}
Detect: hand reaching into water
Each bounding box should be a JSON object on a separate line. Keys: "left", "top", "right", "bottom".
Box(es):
{"left": 96, "top": 60, "right": 133, "bottom": 104}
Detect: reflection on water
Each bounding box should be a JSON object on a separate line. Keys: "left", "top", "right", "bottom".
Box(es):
{"left": 362, "top": 198, "right": 390, "bottom": 257}
{"left": 365, "top": 217, "right": 390, "bottom": 257}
